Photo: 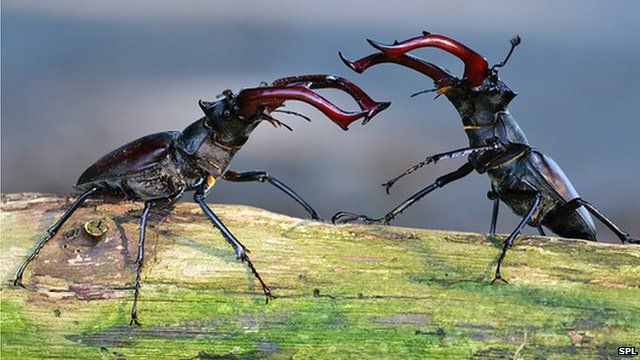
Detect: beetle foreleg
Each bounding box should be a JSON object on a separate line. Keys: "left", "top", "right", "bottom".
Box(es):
{"left": 333, "top": 163, "right": 474, "bottom": 225}
{"left": 14, "top": 187, "right": 98, "bottom": 288}
{"left": 492, "top": 192, "right": 541, "bottom": 284}
{"left": 130, "top": 200, "right": 153, "bottom": 326}
{"left": 194, "top": 188, "right": 274, "bottom": 303}
{"left": 223, "top": 170, "right": 322, "bottom": 221}
{"left": 382, "top": 142, "right": 500, "bottom": 194}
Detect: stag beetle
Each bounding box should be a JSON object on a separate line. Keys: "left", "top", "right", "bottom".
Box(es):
{"left": 333, "top": 33, "right": 639, "bottom": 283}
{"left": 14, "top": 74, "right": 389, "bottom": 325}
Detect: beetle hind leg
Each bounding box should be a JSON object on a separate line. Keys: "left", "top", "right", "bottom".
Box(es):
{"left": 492, "top": 191, "right": 542, "bottom": 284}
{"left": 558, "top": 198, "right": 638, "bottom": 244}
{"left": 129, "top": 200, "right": 154, "bottom": 326}
{"left": 14, "top": 187, "right": 98, "bottom": 288}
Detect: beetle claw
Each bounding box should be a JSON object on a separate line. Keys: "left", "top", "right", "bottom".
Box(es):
{"left": 264, "top": 288, "right": 277, "bottom": 304}
{"left": 13, "top": 278, "right": 26, "bottom": 288}
{"left": 491, "top": 273, "right": 509, "bottom": 285}
{"left": 331, "top": 211, "right": 386, "bottom": 225}
{"left": 310, "top": 212, "right": 324, "bottom": 222}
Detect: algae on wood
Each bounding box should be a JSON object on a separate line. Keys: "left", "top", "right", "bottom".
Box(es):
{"left": 1, "top": 193, "right": 638, "bottom": 359}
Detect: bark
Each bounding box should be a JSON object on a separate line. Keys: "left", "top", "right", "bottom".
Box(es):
{"left": 1, "top": 193, "right": 638, "bottom": 359}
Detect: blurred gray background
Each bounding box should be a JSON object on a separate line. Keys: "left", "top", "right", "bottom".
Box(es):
{"left": 2, "top": 1, "right": 639, "bottom": 239}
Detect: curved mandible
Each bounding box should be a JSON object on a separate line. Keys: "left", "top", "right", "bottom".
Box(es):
{"left": 271, "top": 74, "right": 390, "bottom": 123}
{"left": 366, "top": 33, "right": 489, "bottom": 87}
{"left": 338, "top": 52, "right": 456, "bottom": 88}
{"left": 235, "top": 85, "right": 375, "bottom": 130}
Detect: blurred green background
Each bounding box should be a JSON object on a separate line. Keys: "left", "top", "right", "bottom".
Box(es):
{"left": 2, "top": 0, "right": 639, "bottom": 239}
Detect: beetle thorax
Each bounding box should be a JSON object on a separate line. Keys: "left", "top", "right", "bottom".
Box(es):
{"left": 188, "top": 137, "right": 238, "bottom": 178}
{"left": 442, "top": 78, "right": 526, "bottom": 146}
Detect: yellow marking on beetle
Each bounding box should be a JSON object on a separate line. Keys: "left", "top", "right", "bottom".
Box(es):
{"left": 464, "top": 124, "right": 491, "bottom": 130}
{"left": 206, "top": 175, "right": 216, "bottom": 189}
{"left": 464, "top": 110, "right": 510, "bottom": 131}
{"left": 494, "top": 110, "right": 510, "bottom": 122}
{"left": 438, "top": 86, "right": 454, "bottom": 95}
{"left": 489, "top": 149, "right": 528, "bottom": 169}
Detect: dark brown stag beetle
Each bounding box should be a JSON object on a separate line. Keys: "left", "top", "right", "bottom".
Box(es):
{"left": 14, "top": 74, "right": 389, "bottom": 325}
{"left": 333, "top": 32, "right": 639, "bottom": 283}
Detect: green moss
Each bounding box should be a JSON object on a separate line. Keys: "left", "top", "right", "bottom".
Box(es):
{"left": 1, "top": 194, "right": 639, "bottom": 359}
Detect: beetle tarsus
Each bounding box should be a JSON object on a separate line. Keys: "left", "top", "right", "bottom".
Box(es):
{"left": 331, "top": 211, "right": 386, "bottom": 225}
{"left": 240, "top": 253, "right": 274, "bottom": 303}
{"left": 491, "top": 273, "right": 509, "bottom": 285}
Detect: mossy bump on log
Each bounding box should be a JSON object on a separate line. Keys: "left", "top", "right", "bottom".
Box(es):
{"left": 1, "top": 193, "right": 638, "bottom": 359}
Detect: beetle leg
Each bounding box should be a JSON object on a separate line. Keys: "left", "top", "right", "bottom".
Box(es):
{"left": 223, "top": 170, "right": 322, "bottom": 221}
{"left": 492, "top": 192, "right": 542, "bottom": 284}
{"left": 488, "top": 188, "right": 500, "bottom": 235}
{"left": 333, "top": 163, "right": 474, "bottom": 225}
{"left": 556, "top": 198, "right": 638, "bottom": 244}
{"left": 193, "top": 187, "right": 274, "bottom": 303}
{"left": 130, "top": 200, "right": 154, "bottom": 326}
{"left": 14, "top": 187, "right": 98, "bottom": 288}
{"left": 537, "top": 226, "right": 546, "bottom": 236}
{"left": 382, "top": 141, "right": 500, "bottom": 193}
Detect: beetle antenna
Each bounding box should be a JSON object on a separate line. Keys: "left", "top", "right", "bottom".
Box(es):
{"left": 272, "top": 109, "right": 312, "bottom": 122}
{"left": 491, "top": 35, "right": 521, "bottom": 72}
{"left": 410, "top": 87, "right": 438, "bottom": 98}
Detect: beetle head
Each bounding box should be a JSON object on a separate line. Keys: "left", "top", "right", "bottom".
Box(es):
{"left": 197, "top": 90, "right": 260, "bottom": 147}
{"left": 340, "top": 32, "right": 520, "bottom": 115}
{"left": 177, "top": 74, "right": 389, "bottom": 163}
{"left": 194, "top": 75, "right": 389, "bottom": 148}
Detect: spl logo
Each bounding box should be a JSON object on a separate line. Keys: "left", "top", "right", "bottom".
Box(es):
{"left": 618, "top": 347, "right": 638, "bottom": 356}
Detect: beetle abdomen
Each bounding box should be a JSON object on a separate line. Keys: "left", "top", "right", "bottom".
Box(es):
{"left": 491, "top": 151, "right": 597, "bottom": 241}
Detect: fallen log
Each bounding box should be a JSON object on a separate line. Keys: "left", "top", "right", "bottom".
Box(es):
{"left": 1, "top": 193, "right": 638, "bottom": 359}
